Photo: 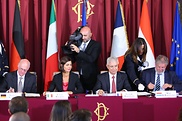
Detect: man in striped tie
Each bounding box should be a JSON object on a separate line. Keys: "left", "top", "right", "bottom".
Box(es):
{"left": 141, "top": 55, "right": 182, "bottom": 92}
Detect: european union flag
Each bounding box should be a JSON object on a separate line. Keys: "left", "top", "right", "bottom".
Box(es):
{"left": 170, "top": 1, "right": 182, "bottom": 80}
{"left": 82, "top": 0, "right": 87, "bottom": 26}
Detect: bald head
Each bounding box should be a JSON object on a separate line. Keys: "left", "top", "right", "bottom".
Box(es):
{"left": 80, "top": 26, "right": 91, "bottom": 33}
{"left": 17, "top": 59, "right": 30, "bottom": 76}
{"left": 9, "top": 112, "right": 30, "bottom": 121}
{"left": 80, "top": 26, "right": 92, "bottom": 43}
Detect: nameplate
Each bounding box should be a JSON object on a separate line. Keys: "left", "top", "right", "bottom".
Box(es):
{"left": 0, "top": 93, "right": 22, "bottom": 100}
{"left": 25, "top": 93, "right": 40, "bottom": 97}
{"left": 155, "top": 90, "right": 177, "bottom": 98}
{"left": 85, "top": 94, "right": 99, "bottom": 97}
{"left": 46, "top": 92, "right": 69, "bottom": 100}
{"left": 118, "top": 91, "right": 138, "bottom": 99}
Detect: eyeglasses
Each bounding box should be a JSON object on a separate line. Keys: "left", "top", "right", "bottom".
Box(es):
{"left": 20, "top": 67, "right": 28, "bottom": 72}
{"left": 108, "top": 65, "right": 118, "bottom": 68}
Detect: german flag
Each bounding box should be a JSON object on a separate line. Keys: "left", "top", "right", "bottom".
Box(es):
{"left": 10, "top": 0, "right": 25, "bottom": 71}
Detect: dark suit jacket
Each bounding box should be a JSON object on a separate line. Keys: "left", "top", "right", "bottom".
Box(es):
{"left": 72, "top": 39, "right": 101, "bottom": 78}
{"left": 48, "top": 72, "right": 84, "bottom": 94}
{"left": 0, "top": 41, "right": 9, "bottom": 77}
{"left": 121, "top": 54, "right": 143, "bottom": 90}
{"left": 93, "top": 72, "right": 132, "bottom": 93}
{"left": 141, "top": 68, "right": 182, "bottom": 92}
{"left": 4, "top": 71, "right": 37, "bottom": 93}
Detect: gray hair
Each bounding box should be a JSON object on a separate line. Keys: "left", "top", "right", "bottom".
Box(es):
{"left": 18, "top": 59, "right": 30, "bottom": 70}
{"left": 155, "top": 55, "right": 169, "bottom": 66}
{"left": 106, "top": 56, "right": 119, "bottom": 65}
{"left": 9, "top": 112, "right": 30, "bottom": 121}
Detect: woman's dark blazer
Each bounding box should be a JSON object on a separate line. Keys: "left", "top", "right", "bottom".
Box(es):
{"left": 48, "top": 72, "right": 84, "bottom": 94}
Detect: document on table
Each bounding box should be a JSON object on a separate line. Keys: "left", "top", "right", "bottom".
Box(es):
{"left": 137, "top": 92, "right": 151, "bottom": 96}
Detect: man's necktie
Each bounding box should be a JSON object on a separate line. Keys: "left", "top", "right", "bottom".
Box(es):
{"left": 155, "top": 74, "right": 161, "bottom": 91}
{"left": 18, "top": 77, "right": 23, "bottom": 92}
{"left": 112, "top": 76, "right": 116, "bottom": 93}
{"left": 80, "top": 43, "right": 86, "bottom": 75}
{"left": 82, "top": 43, "right": 86, "bottom": 51}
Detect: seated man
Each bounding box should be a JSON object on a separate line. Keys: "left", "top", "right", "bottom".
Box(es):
{"left": 141, "top": 55, "right": 182, "bottom": 92}
{"left": 3, "top": 59, "right": 37, "bottom": 93}
{"left": 8, "top": 96, "right": 29, "bottom": 115}
{"left": 9, "top": 112, "right": 30, "bottom": 121}
{"left": 93, "top": 57, "right": 131, "bottom": 95}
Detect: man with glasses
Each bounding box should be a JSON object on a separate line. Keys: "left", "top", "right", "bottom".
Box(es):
{"left": 3, "top": 59, "right": 37, "bottom": 93}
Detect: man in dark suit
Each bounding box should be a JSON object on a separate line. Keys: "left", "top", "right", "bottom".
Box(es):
{"left": 141, "top": 55, "right": 182, "bottom": 92}
{"left": 0, "top": 40, "right": 9, "bottom": 91}
{"left": 3, "top": 59, "right": 37, "bottom": 93}
{"left": 68, "top": 26, "right": 101, "bottom": 92}
{"left": 93, "top": 57, "right": 131, "bottom": 95}
{"left": 0, "top": 41, "right": 9, "bottom": 77}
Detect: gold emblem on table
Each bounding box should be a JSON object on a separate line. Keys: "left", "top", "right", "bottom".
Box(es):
{"left": 94, "top": 102, "right": 109, "bottom": 121}
{"left": 72, "top": 0, "right": 94, "bottom": 23}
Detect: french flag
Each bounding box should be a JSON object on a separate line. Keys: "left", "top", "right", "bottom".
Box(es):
{"left": 111, "top": 1, "right": 129, "bottom": 70}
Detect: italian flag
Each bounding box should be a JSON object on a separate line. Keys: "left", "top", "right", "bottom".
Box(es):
{"left": 44, "top": 0, "right": 59, "bottom": 91}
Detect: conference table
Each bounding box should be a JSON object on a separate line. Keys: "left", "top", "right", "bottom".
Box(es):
{"left": 0, "top": 94, "right": 182, "bottom": 121}
{"left": 0, "top": 95, "right": 78, "bottom": 121}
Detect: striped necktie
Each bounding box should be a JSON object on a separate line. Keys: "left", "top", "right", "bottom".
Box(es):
{"left": 155, "top": 74, "right": 161, "bottom": 91}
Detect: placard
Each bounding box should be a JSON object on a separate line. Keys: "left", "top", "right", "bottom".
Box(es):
{"left": 25, "top": 93, "right": 40, "bottom": 97}
{"left": 121, "top": 91, "right": 138, "bottom": 99}
{"left": 46, "top": 92, "right": 69, "bottom": 100}
{"left": 85, "top": 94, "right": 99, "bottom": 97}
{"left": 0, "top": 93, "right": 22, "bottom": 100}
{"left": 155, "top": 90, "right": 177, "bottom": 98}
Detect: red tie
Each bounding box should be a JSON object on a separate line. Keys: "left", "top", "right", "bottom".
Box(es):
{"left": 112, "top": 76, "right": 116, "bottom": 93}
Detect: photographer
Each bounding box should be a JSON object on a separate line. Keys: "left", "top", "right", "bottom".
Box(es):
{"left": 64, "top": 26, "right": 101, "bottom": 92}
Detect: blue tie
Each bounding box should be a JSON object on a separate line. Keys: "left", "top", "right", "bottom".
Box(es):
{"left": 155, "top": 74, "right": 160, "bottom": 91}
{"left": 82, "top": 43, "right": 86, "bottom": 51}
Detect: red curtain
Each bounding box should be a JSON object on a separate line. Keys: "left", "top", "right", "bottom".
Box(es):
{"left": 0, "top": 0, "right": 177, "bottom": 93}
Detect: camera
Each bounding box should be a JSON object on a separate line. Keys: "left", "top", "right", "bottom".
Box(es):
{"left": 62, "top": 26, "right": 83, "bottom": 54}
